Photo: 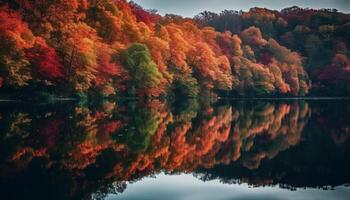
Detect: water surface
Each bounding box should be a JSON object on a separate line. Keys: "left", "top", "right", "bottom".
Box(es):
{"left": 0, "top": 99, "right": 349, "bottom": 200}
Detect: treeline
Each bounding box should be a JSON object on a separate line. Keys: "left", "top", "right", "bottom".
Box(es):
{"left": 195, "top": 6, "right": 350, "bottom": 96}
{"left": 0, "top": 0, "right": 312, "bottom": 99}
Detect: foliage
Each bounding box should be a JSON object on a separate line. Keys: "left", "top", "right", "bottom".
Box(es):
{"left": 195, "top": 6, "right": 350, "bottom": 95}
{"left": 121, "top": 43, "right": 162, "bottom": 97}
{"left": 6, "top": 1, "right": 350, "bottom": 97}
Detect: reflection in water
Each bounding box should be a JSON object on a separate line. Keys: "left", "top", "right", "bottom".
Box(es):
{"left": 0, "top": 100, "right": 349, "bottom": 200}
{"left": 107, "top": 173, "right": 350, "bottom": 200}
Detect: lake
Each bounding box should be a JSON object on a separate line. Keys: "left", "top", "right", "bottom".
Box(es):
{"left": 0, "top": 99, "right": 349, "bottom": 200}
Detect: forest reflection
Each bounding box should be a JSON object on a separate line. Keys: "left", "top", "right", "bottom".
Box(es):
{"left": 0, "top": 99, "right": 349, "bottom": 200}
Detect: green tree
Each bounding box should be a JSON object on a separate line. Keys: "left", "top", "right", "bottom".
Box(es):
{"left": 121, "top": 43, "right": 162, "bottom": 96}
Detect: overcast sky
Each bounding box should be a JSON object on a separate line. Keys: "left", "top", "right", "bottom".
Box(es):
{"left": 131, "top": 0, "right": 350, "bottom": 17}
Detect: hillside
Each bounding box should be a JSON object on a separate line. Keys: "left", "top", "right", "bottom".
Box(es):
{"left": 0, "top": 1, "right": 348, "bottom": 99}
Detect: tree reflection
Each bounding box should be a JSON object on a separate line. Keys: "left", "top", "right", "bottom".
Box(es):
{"left": 0, "top": 100, "right": 349, "bottom": 199}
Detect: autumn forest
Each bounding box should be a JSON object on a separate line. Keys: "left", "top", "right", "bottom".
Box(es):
{"left": 1, "top": 1, "right": 350, "bottom": 199}
{"left": 0, "top": 0, "right": 348, "bottom": 100}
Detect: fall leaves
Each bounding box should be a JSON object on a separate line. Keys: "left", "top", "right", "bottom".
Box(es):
{"left": 196, "top": 6, "right": 350, "bottom": 95}
{"left": 25, "top": 37, "right": 63, "bottom": 80}
{"left": 0, "top": 0, "right": 312, "bottom": 97}
{"left": 231, "top": 29, "right": 309, "bottom": 96}
{"left": 0, "top": 5, "right": 34, "bottom": 87}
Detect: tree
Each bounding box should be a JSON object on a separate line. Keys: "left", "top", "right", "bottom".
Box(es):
{"left": 25, "top": 37, "right": 63, "bottom": 81}
{"left": 188, "top": 42, "right": 233, "bottom": 91}
{"left": 121, "top": 43, "right": 162, "bottom": 96}
{"left": 240, "top": 26, "right": 267, "bottom": 47}
{"left": 59, "top": 23, "right": 100, "bottom": 92}
{"left": 318, "top": 54, "right": 350, "bottom": 92}
{"left": 0, "top": 6, "right": 34, "bottom": 87}
{"left": 171, "top": 72, "right": 200, "bottom": 98}
{"left": 267, "top": 38, "right": 310, "bottom": 95}
{"left": 130, "top": 1, "right": 160, "bottom": 27}
{"left": 85, "top": 0, "right": 123, "bottom": 43}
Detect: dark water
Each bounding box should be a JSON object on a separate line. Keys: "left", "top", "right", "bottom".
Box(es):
{"left": 0, "top": 99, "right": 349, "bottom": 200}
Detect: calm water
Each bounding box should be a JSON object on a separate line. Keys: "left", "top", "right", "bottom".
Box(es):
{"left": 0, "top": 99, "right": 349, "bottom": 200}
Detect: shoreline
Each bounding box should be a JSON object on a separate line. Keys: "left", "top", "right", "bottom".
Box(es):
{"left": 0, "top": 96, "right": 350, "bottom": 103}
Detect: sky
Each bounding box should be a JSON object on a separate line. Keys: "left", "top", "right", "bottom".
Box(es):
{"left": 131, "top": 0, "right": 350, "bottom": 17}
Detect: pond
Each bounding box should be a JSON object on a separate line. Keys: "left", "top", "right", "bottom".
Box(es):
{"left": 0, "top": 99, "right": 349, "bottom": 200}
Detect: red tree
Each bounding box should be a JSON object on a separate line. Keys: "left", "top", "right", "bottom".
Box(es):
{"left": 26, "top": 38, "right": 63, "bottom": 80}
